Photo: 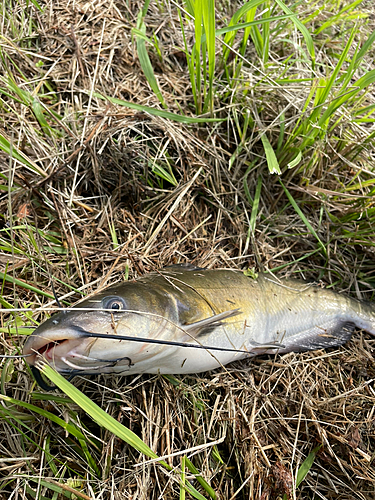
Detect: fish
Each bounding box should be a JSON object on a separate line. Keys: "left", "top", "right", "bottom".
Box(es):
{"left": 23, "top": 264, "right": 375, "bottom": 383}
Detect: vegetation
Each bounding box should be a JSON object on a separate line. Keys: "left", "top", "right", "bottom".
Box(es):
{"left": 0, "top": 0, "right": 374, "bottom": 498}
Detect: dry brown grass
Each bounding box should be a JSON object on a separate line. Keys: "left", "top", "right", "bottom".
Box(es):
{"left": 0, "top": 0, "right": 375, "bottom": 499}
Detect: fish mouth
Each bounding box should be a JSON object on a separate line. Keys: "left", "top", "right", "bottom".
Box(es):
{"left": 37, "top": 339, "right": 66, "bottom": 358}
{"left": 23, "top": 324, "right": 95, "bottom": 368}
{"left": 26, "top": 336, "right": 97, "bottom": 391}
{"left": 24, "top": 336, "right": 90, "bottom": 369}
{"left": 23, "top": 327, "right": 134, "bottom": 377}
{"left": 24, "top": 336, "right": 91, "bottom": 390}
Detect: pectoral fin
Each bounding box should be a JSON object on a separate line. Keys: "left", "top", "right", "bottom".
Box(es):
{"left": 184, "top": 309, "right": 241, "bottom": 337}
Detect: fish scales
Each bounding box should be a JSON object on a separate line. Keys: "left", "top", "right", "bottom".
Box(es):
{"left": 23, "top": 264, "right": 375, "bottom": 380}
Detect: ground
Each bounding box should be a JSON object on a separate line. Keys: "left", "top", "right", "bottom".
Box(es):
{"left": 0, "top": 0, "right": 375, "bottom": 499}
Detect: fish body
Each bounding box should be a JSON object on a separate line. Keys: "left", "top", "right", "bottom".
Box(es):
{"left": 23, "top": 264, "right": 375, "bottom": 377}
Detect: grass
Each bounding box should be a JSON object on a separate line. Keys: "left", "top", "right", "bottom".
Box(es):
{"left": 0, "top": 0, "right": 375, "bottom": 498}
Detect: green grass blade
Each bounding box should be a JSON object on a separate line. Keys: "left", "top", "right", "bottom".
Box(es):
{"left": 134, "top": 11, "right": 166, "bottom": 108}
{"left": 31, "top": 98, "right": 53, "bottom": 136}
{"left": 225, "top": 0, "right": 265, "bottom": 27}
{"left": 315, "top": 25, "right": 357, "bottom": 109}
{"left": 185, "top": 457, "right": 216, "bottom": 499}
{"left": 179, "top": 9, "right": 198, "bottom": 110}
{"left": 240, "top": 7, "right": 256, "bottom": 58}
{"left": 269, "top": 249, "right": 322, "bottom": 273}
{"left": 202, "top": 0, "right": 215, "bottom": 114}
{"left": 184, "top": 0, "right": 194, "bottom": 16}
{"left": 249, "top": 175, "right": 262, "bottom": 235}
{"left": 28, "top": 0, "right": 44, "bottom": 12}
{"left": 355, "top": 29, "right": 375, "bottom": 67}
{"left": 0, "top": 133, "right": 48, "bottom": 177}
{"left": 350, "top": 69, "right": 375, "bottom": 91}
{"left": 250, "top": 23, "right": 264, "bottom": 59}
{"left": 276, "top": 111, "right": 285, "bottom": 155}
{"left": 260, "top": 133, "right": 281, "bottom": 174}
{"left": 339, "top": 42, "right": 360, "bottom": 91}
{"left": 109, "top": 221, "right": 119, "bottom": 250}
{"left": 150, "top": 160, "right": 178, "bottom": 186}
{"left": 314, "top": 0, "right": 364, "bottom": 35}
{"left": 0, "top": 394, "right": 89, "bottom": 441}
{"left": 285, "top": 79, "right": 319, "bottom": 146}
{"left": 5, "top": 75, "right": 32, "bottom": 105}
{"left": 0, "top": 271, "right": 54, "bottom": 299}
{"left": 261, "top": 0, "right": 270, "bottom": 63}
{"left": 193, "top": 0, "right": 203, "bottom": 114}
{"left": 296, "top": 445, "right": 322, "bottom": 488}
{"left": 179, "top": 1, "right": 204, "bottom": 115}
{"left": 79, "top": 437, "right": 101, "bottom": 476}
{"left": 274, "top": 0, "right": 315, "bottom": 68}
{"left": 316, "top": 69, "right": 375, "bottom": 132}
{"left": 243, "top": 161, "right": 257, "bottom": 205}
{"left": 279, "top": 180, "right": 327, "bottom": 256}
{"left": 180, "top": 455, "right": 186, "bottom": 500}
{"left": 93, "top": 93, "right": 223, "bottom": 123}
{"left": 31, "top": 393, "right": 74, "bottom": 403}
{"left": 223, "top": 0, "right": 264, "bottom": 49}
{"left": 287, "top": 150, "right": 302, "bottom": 169}
{"left": 245, "top": 173, "right": 262, "bottom": 254}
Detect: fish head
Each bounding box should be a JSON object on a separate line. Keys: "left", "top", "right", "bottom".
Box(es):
{"left": 23, "top": 281, "right": 181, "bottom": 375}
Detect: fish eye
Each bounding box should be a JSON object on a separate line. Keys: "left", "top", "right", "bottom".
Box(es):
{"left": 102, "top": 296, "right": 127, "bottom": 311}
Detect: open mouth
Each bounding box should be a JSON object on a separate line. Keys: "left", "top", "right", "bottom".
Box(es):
{"left": 32, "top": 337, "right": 133, "bottom": 373}
{"left": 23, "top": 336, "right": 72, "bottom": 366}
{"left": 37, "top": 339, "right": 67, "bottom": 359}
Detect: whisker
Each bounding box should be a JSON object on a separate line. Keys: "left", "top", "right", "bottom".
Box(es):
{"left": 60, "top": 355, "right": 132, "bottom": 371}
{"left": 61, "top": 357, "right": 102, "bottom": 371}
{"left": 78, "top": 330, "right": 252, "bottom": 354}
{"left": 30, "top": 366, "right": 57, "bottom": 391}
{"left": 50, "top": 278, "right": 63, "bottom": 309}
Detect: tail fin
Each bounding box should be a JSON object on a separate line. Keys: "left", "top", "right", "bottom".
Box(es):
{"left": 276, "top": 297, "right": 375, "bottom": 355}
